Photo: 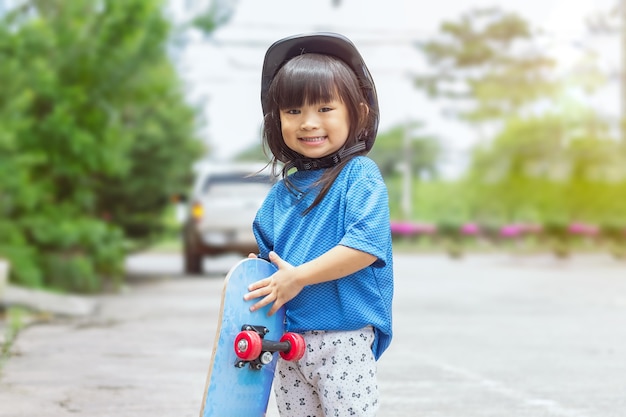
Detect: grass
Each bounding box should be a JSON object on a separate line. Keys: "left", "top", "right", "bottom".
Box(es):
{"left": 0, "top": 307, "right": 27, "bottom": 372}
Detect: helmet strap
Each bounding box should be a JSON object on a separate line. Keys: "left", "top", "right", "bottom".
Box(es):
{"left": 286, "top": 141, "right": 366, "bottom": 171}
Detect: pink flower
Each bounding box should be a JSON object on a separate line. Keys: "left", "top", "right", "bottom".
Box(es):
{"left": 390, "top": 221, "right": 436, "bottom": 236}
{"left": 460, "top": 223, "right": 480, "bottom": 235}
{"left": 500, "top": 224, "right": 522, "bottom": 238}
{"left": 568, "top": 222, "right": 599, "bottom": 236}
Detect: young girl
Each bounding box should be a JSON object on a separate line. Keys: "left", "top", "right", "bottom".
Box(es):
{"left": 244, "top": 32, "right": 393, "bottom": 417}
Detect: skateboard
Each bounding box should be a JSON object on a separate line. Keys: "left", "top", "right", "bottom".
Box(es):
{"left": 199, "top": 258, "right": 305, "bottom": 417}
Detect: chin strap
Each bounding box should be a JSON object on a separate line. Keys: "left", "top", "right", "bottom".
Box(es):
{"left": 286, "top": 142, "right": 367, "bottom": 171}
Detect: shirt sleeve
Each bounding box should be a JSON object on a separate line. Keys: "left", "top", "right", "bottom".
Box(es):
{"left": 339, "top": 174, "right": 391, "bottom": 267}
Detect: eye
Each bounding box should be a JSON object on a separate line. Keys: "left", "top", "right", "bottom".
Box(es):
{"left": 282, "top": 108, "right": 300, "bottom": 115}
{"left": 319, "top": 106, "right": 333, "bottom": 113}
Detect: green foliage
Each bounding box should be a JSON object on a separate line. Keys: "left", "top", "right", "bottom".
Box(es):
{"left": 0, "top": 225, "right": 42, "bottom": 288}
{"left": 94, "top": 60, "right": 204, "bottom": 245}
{"left": 0, "top": 0, "right": 206, "bottom": 291}
{"left": 1, "top": 307, "right": 27, "bottom": 368}
{"left": 369, "top": 123, "right": 441, "bottom": 179}
{"left": 464, "top": 112, "right": 626, "bottom": 224}
{"left": 415, "top": 7, "right": 557, "bottom": 122}
{"left": 234, "top": 141, "right": 271, "bottom": 163}
{"left": 404, "top": 5, "right": 624, "bottom": 251}
{"left": 191, "top": 0, "right": 235, "bottom": 33}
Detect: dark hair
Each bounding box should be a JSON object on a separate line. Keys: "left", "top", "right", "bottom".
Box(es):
{"left": 262, "top": 53, "right": 378, "bottom": 214}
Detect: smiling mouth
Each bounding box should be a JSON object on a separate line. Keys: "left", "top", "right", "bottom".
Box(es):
{"left": 299, "top": 136, "right": 326, "bottom": 143}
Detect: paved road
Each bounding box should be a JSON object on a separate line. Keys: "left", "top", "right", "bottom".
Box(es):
{"left": 1, "top": 252, "right": 625, "bottom": 416}
{"left": 385, "top": 253, "right": 626, "bottom": 417}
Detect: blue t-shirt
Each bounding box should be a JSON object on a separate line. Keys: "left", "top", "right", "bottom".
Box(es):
{"left": 252, "top": 156, "right": 393, "bottom": 360}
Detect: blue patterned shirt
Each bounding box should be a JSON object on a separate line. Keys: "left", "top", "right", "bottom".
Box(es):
{"left": 252, "top": 156, "right": 393, "bottom": 359}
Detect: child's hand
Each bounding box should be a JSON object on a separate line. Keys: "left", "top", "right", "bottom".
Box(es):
{"left": 243, "top": 251, "right": 303, "bottom": 316}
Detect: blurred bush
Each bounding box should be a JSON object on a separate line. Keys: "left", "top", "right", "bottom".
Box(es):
{"left": 0, "top": 0, "right": 204, "bottom": 292}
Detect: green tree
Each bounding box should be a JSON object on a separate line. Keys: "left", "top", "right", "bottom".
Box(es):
{"left": 0, "top": 0, "right": 210, "bottom": 291}
{"left": 369, "top": 123, "right": 441, "bottom": 179}
{"left": 415, "top": 7, "right": 557, "bottom": 124}
{"left": 94, "top": 60, "right": 204, "bottom": 244}
{"left": 414, "top": 7, "right": 621, "bottom": 233}
{"left": 466, "top": 110, "right": 624, "bottom": 223}
{"left": 586, "top": 1, "right": 625, "bottom": 140}
{"left": 367, "top": 123, "right": 441, "bottom": 220}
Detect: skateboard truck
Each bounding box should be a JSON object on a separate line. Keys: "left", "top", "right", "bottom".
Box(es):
{"left": 234, "top": 325, "right": 305, "bottom": 370}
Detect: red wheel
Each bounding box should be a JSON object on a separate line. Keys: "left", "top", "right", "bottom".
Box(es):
{"left": 234, "top": 331, "right": 262, "bottom": 361}
{"left": 279, "top": 332, "right": 306, "bottom": 361}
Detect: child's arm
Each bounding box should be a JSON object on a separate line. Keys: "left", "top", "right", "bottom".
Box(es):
{"left": 244, "top": 247, "right": 376, "bottom": 315}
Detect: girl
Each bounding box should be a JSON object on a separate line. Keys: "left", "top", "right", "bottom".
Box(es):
{"left": 244, "top": 32, "right": 393, "bottom": 417}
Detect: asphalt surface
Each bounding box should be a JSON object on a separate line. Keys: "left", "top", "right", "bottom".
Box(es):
{"left": 1, "top": 252, "right": 625, "bottom": 416}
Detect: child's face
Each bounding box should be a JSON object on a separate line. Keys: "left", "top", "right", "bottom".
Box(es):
{"left": 279, "top": 98, "right": 350, "bottom": 160}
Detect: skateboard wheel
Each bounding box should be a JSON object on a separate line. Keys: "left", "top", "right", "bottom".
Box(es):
{"left": 279, "top": 332, "right": 306, "bottom": 361}
{"left": 234, "top": 331, "right": 263, "bottom": 361}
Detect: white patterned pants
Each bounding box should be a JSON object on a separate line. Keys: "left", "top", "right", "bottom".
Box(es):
{"left": 274, "top": 326, "right": 379, "bottom": 417}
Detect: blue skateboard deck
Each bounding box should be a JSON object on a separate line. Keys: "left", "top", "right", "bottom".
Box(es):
{"left": 200, "top": 258, "right": 284, "bottom": 417}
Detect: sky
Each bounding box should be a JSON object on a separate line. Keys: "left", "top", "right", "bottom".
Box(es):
{"left": 169, "top": 0, "right": 619, "bottom": 178}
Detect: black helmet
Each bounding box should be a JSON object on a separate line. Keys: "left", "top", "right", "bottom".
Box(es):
{"left": 261, "top": 32, "right": 379, "bottom": 162}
